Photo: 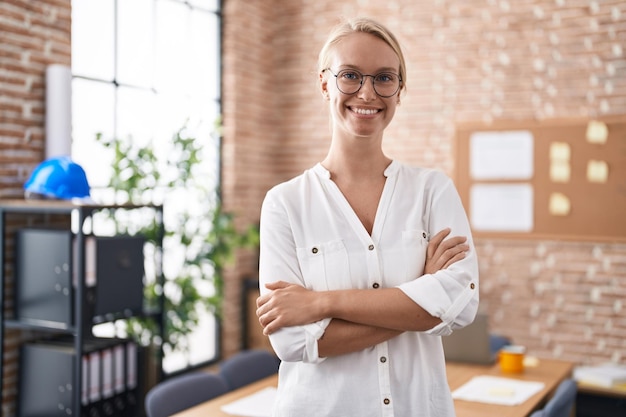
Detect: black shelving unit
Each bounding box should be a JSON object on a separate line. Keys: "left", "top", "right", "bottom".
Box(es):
{"left": 0, "top": 200, "right": 165, "bottom": 417}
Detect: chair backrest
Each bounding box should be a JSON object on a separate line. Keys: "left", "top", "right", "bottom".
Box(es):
{"left": 219, "top": 349, "right": 280, "bottom": 390}
{"left": 529, "top": 378, "right": 577, "bottom": 417}
{"left": 145, "top": 371, "right": 230, "bottom": 417}
{"left": 489, "top": 333, "right": 512, "bottom": 356}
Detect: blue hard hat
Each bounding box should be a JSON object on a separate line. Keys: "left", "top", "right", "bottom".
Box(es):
{"left": 24, "top": 156, "right": 91, "bottom": 199}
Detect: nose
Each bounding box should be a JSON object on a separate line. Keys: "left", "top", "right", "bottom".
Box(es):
{"left": 358, "top": 75, "right": 377, "bottom": 99}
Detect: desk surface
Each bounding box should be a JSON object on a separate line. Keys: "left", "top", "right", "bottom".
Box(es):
{"left": 447, "top": 358, "right": 573, "bottom": 417}
{"left": 173, "top": 358, "right": 573, "bottom": 417}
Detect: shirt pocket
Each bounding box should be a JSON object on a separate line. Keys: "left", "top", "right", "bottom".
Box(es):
{"left": 402, "top": 229, "right": 429, "bottom": 280}
{"left": 296, "top": 239, "right": 351, "bottom": 291}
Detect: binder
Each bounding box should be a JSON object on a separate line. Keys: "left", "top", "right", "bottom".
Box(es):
{"left": 18, "top": 342, "right": 74, "bottom": 417}
{"left": 90, "top": 235, "right": 146, "bottom": 322}
{"left": 14, "top": 229, "right": 146, "bottom": 327}
{"left": 112, "top": 344, "right": 127, "bottom": 415}
{"left": 125, "top": 341, "right": 140, "bottom": 417}
{"left": 18, "top": 337, "right": 141, "bottom": 417}
{"left": 15, "top": 229, "right": 74, "bottom": 326}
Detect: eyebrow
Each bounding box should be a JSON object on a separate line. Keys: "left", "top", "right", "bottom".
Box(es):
{"left": 337, "top": 64, "right": 399, "bottom": 73}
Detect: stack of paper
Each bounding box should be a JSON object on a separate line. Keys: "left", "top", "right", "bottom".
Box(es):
{"left": 574, "top": 364, "right": 626, "bottom": 388}
{"left": 452, "top": 375, "right": 545, "bottom": 406}
{"left": 221, "top": 387, "right": 277, "bottom": 417}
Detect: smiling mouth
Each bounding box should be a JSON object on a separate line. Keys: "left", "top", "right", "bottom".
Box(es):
{"left": 350, "top": 107, "right": 381, "bottom": 115}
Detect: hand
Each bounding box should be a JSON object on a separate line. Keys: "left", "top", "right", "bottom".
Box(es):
{"left": 256, "top": 281, "right": 323, "bottom": 335}
{"left": 424, "top": 228, "right": 469, "bottom": 274}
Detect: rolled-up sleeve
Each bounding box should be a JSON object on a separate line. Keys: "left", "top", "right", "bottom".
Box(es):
{"left": 259, "top": 190, "right": 330, "bottom": 363}
{"left": 397, "top": 176, "right": 479, "bottom": 336}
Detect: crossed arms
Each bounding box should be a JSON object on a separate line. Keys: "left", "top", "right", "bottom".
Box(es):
{"left": 256, "top": 228, "right": 469, "bottom": 358}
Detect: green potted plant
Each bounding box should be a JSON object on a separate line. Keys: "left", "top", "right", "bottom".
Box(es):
{"left": 94, "top": 122, "right": 259, "bottom": 375}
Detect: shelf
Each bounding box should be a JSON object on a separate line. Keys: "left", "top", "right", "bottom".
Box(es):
{"left": 0, "top": 201, "right": 165, "bottom": 417}
{"left": 0, "top": 199, "right": 161, "bottom": 212}
{"left": 4, "top": 319, "right": 75, "bottom": 333}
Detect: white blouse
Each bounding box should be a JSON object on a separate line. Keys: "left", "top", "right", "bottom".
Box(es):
{"left": 259, "top": 161, "right": 479, "bottom": 417}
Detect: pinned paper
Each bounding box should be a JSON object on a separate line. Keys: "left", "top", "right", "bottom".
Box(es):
{"left": 550, "top": 160, "right": 570, "bottom": 182}
{"left": 451, "top": 375, "right": 545, "bottom": 406}
{"left": 586, "top": 120, "right": 608, "bottom": 144}
{"left": 587, "top": 160, "right": 609, "bottom": 183}
{"left": 549, "top": 193, "right": 571, "bottom": 216}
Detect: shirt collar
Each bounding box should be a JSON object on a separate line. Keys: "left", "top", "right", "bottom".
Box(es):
{"left": 314, "top": 160, "right": 399, "bottom": 180}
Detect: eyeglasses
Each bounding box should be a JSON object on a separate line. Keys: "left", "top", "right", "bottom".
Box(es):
{"left": 323, "top": 68, "right": 402, "bottom": 98}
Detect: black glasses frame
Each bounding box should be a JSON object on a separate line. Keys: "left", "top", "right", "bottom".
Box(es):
{"left": 323, "top": 68, "right": 402, "bottom": 98}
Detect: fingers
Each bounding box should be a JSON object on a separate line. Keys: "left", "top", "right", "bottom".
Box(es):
{"left": 264, "top": 280, "right": 291, "bottom": 290}
{"left": 441, "top": 250, "right": 468, "bottom": 270}
{"left": 256, "top": 299, "right": 277, "bottom": 334}
{"left": 256, "top": 281, "right": 292, "bottom": 309}
{"left": 433, "top": 236, "right": 467, "bottom": 259}
{"left": 424, "top": 228, "right": 469, "bottom": 274}
{"left": 255, "top": 281, "right": 300, "bottom": 335}
{"left": 426, "top": 228, "right": 450, "bottom": 260}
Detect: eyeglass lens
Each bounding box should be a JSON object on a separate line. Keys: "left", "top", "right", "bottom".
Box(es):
{"left": 334, "top": 69, "right": 400, "bottom": 97}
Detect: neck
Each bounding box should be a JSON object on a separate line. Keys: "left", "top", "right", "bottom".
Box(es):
{"left": 321, "top": 143, "right": 391, "bottom": 182}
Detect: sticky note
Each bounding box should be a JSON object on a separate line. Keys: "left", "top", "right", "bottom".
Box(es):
{"left": 587, "top": 160, "right": 609, "bottom": 183}
{"left": 549, "top": 193, "right": 570, "bottom": 216}
{"left": 550, "top": 142, "right": 570, "bottom": 161}
{"left": 586, "top": 120, "right": 608, "bottom": 144}
{"left": 550, "top": 160, "right": 570, "bottom": 182}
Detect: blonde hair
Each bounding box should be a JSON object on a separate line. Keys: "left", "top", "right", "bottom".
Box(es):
{"left": 317, "top": 17, "right": 406, "bottom": 92}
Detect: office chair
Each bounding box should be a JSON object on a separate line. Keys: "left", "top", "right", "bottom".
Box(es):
{"left": 489, "top": 333, "right": 512, "bottom": 356}
{"left": 219, "top": 349, "right": 280, "bottom": 390}
{"left": 144, "top": 371, "right": 230, "bottom": 417}
{"left": 529, "top": 378, "right": 577, "bottom": 417}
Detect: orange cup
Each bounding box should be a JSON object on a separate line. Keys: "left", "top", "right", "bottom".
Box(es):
{"left": 499, "top": 345, "right": 526, "bottom": 373}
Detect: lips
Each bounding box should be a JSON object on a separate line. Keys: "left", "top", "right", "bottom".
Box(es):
{"left": 350, "top": 107, "right": 381, "bottom": 115}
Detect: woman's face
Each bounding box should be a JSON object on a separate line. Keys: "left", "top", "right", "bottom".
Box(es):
{"left": 321, "top": 32, "right": 401, "bottom": 140}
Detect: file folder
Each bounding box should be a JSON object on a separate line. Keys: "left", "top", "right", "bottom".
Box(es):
{"left": 15, "top": 229, "right": 146, "bottom": 327}
{"left": 18, "top": 337, "right": 141, "bottom": 417}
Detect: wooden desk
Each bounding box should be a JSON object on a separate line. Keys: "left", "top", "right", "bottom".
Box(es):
{"left": 446, "top": 358, "right": 574, "bottom": 417}
{"left": 172, "top": 374, "right": 278, "bottom": 417}
{"left": 173, "top": 358, "right": 573, "bottom": 417}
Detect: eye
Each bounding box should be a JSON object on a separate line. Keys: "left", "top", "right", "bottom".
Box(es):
{"left": 375, "top": 73, "right": 397, "bottom": 83}
{"left": 339, "top": 70, "right": 361, "bottom": 81}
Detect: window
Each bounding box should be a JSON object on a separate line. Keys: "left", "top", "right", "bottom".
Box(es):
{"left": 71, "top": 0, "right": 222, "bottom": 374}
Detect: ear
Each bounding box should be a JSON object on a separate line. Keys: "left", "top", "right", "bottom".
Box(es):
{"left": 320, "top": 72, "right": 330, "bottom": 100}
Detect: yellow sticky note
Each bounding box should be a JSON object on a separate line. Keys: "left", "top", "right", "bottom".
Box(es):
{"left": 550, "top": 160, "right": 570, "bottom": 182}
{"left": 550, "top": 142, "right": 570, "bottom": 161}
{"left": 549, "top": 193, "right": 570, "bottom": 216}
{"left": 587, "top": 160, "right": 609, "bottom": 183}
{"left": 586, "top": 120, "right": 608, "bottom": 144}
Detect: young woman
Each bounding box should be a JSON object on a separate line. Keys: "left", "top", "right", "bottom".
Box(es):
{"left": 256, "top": 17, "right": 479, "bottom": 417}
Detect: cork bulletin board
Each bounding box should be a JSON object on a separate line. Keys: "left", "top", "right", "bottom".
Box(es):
{"left": 454, "top": 117, "right": 626, "bottom": 243}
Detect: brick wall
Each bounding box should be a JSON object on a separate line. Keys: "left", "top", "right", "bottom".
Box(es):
{"left": 221, "top": 0, "right": 626, "bottom": 364}
{"left": 1, "top": 1, "right": 625, "bottom": 412}
{"left": 0, "top": 0, "right": 72, "bottom": 414}
{"left": 0, "top": 0, "right": 69, "bottom": 197}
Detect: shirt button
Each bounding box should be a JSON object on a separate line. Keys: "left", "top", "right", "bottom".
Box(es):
{"left": 383, "top": 398, "right": 391, "bottom": 405}
{"left": 470, "top": 282, "right": 475, "bottom": 289}
{"left": 368, "top": 244, "right": 375, "bottom": 251}
{"left": 380, "top": 356, "right": 387, "bottom": 363}
{"left": 422, "top": 232, "right": 427, "bottom": 239}
{"left": 312, "top": 247, "right": 318, "bottom": 254}
{"left": 372, "top": 283, "right": 380, "bottom": 289}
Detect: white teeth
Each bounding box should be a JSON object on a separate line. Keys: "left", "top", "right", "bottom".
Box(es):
{"left": 352, "top": 107, "right": 378, "bottom": 115}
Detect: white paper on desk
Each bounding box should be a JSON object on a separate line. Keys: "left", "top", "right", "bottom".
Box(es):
{"left": 452, "top": 375, "right": 545, "bottom": 406}
{"left": 221, "top": 386, "right": 277, "bottom": 417}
